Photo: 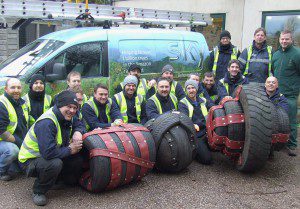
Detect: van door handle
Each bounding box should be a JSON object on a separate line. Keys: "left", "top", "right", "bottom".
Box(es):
{"left": 169, "top": 56, "right": 179, "bottom": 61}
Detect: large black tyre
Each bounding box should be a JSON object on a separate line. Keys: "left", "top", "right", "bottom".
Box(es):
{"left": 236, "top": 85, "right": 273, "bottom": 173}
{"left": 194, "top": 135, "right": 212, "bottom": 165}
{"left": 156, "top": 125, "right": 194, "bottom": 172}
{"left": 273, "top": 107, "right": 290, "bottom": 151}
{"left": 144, "top": 118, "right": 155, "bottom": 132}
{"left": 223, "top": 101, "right": 245, "bottom": 153}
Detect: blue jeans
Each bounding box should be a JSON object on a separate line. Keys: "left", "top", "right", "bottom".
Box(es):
{"left": 0, "top": 141, "right": 20, "bottom": 175}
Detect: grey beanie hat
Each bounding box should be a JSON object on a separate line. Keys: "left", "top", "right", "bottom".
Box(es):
{"left": 123, "top": 75, "right": 138, "bottom": 87}
{"left": 161, "top": 64, "right": 174, "bottom": 74}
{"left": 185, "top": 79, "right": 199, "bottom": 91}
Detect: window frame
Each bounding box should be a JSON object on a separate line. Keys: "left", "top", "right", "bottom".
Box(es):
{"left": 261, "top": 10, "right": 300, "bottom": 28}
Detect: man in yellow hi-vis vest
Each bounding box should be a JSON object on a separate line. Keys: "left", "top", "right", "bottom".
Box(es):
{"left": 238, "top": 27, "right": 273, "bottom": 83}
{"left": 0, "top": 78, "right": 29, "bottom": 181}
{"left": 18, "top": 90, "right": 85, "bottom": 206}
{"left": 208, "top": 30, "right": 240, "bottom": 81}
{"left": 113, "top": 75, "right": 147, "bottom": 124}
{"left": 178, "top": 79, "right": 212, "bottom": 165}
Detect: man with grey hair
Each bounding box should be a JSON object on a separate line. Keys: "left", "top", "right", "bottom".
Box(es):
{"left": 178, "top": 79, "right": 212, "bottom": 165}
{"left": 113, "top": 75, "right": 147, "bottom": 124}
{"left": 0, "top": 78, "right": 29, "bottom": 181}
{"left": 239, "top": 27, "right": 273, "bottom": 83}
{"left": 272, "top": 30, "right": 300, "bottom": 156}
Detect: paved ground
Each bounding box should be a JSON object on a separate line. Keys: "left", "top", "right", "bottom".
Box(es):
{"left": 0, "top": 147, "right": 299, "bottom": 209}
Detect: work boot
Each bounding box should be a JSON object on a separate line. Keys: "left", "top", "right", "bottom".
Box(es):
{"left": 0, "top": 174, "right": 13, "bottom": 181}
{"left": 32, "top": 193, "right": 47, "bottom": 206}
{"left": 287, "top": 147, "right": 297, "bottom": 157}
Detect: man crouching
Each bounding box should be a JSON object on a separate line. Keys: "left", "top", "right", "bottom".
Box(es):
{"left": 18, "top": 90, "right": 85, "bottom": 206}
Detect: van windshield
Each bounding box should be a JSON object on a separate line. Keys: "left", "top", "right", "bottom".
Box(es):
{"left": 0, "top": 39, "right": 64, "bottom": 77}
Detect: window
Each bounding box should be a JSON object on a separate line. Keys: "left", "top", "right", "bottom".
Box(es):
{"left": 262, "top": 11, "right": 300, "bottom": 50}
{"left": 196, "top": 13, "right": 226, "bottom": 50}
{"left": 42, "top": 42, "right": 108, "bottom": 80}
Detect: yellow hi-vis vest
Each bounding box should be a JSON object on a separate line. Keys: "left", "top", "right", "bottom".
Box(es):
{"left": 22, "top": 93, "right": 52, "bottom": 126}
{"left": 121, "top": 78, "right": 148, "bottom": 97}
{"left": 114, "top": 91, "right": 143, "bottom": 123}
{"left": 84, "top": 97, "right": 112, "bottom": 130}
{"left": 180, "top": 97, "right": 208, "bottom": 118}
{"left": 212, "top": 46, "right": 238, "bottom": 75}
{"left": 0, "top": 95, "right": 29, "bottom": 141}
{"left": 149, "top": 93, "right": 178, "bottom": 114}
{"left": 18, "top": 108, "right": 62, "bottom": 163}
{"left": 244, "top": 45, "right": 272, "bottom": 76}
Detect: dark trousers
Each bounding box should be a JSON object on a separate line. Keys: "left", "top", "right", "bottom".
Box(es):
{"left": 195, "top": 135, "right": 212, "bottom": 165}
{"left": 25, "top": 154, "right": 83, "bottom": 194}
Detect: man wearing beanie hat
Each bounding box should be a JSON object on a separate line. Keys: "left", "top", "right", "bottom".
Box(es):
{"left": 146, "top": 77, "right": 178, "bottom": 120}
{"left": 19, "top": 90, "right": 86, "bottom": 206}
{"left": 23, "top": 74, "right": 52, "bottom": 127}
{"left": 82, "top": 84, "right": 123, "bottom": 131}
{"left": 0, "top": 78, "right": 29, "bottom": 181}
{"left": 208, "top": 30, "right": 240, "bottom": 81}
{"left": 239, "top": 27, "right": 273, "bottom": 83}
{"left": 178, "top": 79, "right": 212, "bottom": 165}
{"left": 115, "top": 64, "right": 153, "bottom": 98}
{"left": 160, "top": 64, "right": 185, "bottom": 100}
{"left": 113, "top": 75, "right": 147, "bottom": 124}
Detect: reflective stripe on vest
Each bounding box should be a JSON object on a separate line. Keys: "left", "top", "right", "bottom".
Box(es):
{"left": 23, "top": 94, "right": 52, "bottom": 126}
{"left": 149, "top": 93, "right": 178, "bottom": 114}
{"left": 180, "top": 97, "right": 208, "bottom": 118}
{"left": 82, "top": 94, "right": 88, "bottom": 107}
{"left": 170, "top": 81, "right": 177, "bottom": 95}
{"left": 219, "top": 78, "right": 229, "bottom": 95}
{"left": 85, "top": 97, "right": 112, "bottom": 130}
{"left": 121, "top": 78, "right": 148, "bottom": 97}
{"left": 244, "top": 45, "right": 272, "bottom": 76}
{"left": 18, "top": 108, "right": 62, "bottom": 163}
{"left": 212, "top": 46, "right": 238, "bottom": 75}
{"left": 114, "top": 92, "right": 143, "bottom": 123}
{"left": 0, "top": 95, "right": 29, "bottom": 141}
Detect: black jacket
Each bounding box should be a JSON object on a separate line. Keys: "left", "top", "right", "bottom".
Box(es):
{"left": 218, "top": 72, "right": 249, "bottom": 97}
{"left": 208, "top": 43, "right": 240, "bottom": 80}
{"left": 0, "top": 93, "right": 27, "bottom": 147}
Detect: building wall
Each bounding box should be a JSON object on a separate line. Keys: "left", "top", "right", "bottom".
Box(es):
{"left": 115, "top": 0, "right": 299, "bottom": 49}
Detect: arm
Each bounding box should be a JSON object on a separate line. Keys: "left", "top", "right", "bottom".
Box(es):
{"left": 140, "top": 100, "right": 148, "bottom": 125}
{"left": 217, "top": 82, "right": 229, "bottom": 101}
{"left": 35, "top": 119, "right": 71, "bottom": 160}
{"left": 72, "top": 115, "right": 86, "bottom": 135}
{"left": 238, "top": 48, "right": 248, "bottom": 73}
{"left": 110, "top": 100, "right": 123, "bottom": 121}
{"left": 0, "top": 102, "right": 15, "bottom": 142}
{"left": 114, "top": 84, "right": 122, "bottom": 95}
{"left": 146, "top": 86, "right": 156, "bottom": 100}
{"left": 178, "top": 101, "right": 189, "bottom": 116}
{"left": 146, "top": 99, "right": 160, "bottom": 120}
{"left": 82, "top": 103, "right": 111, "bottom": 129}
{"left": 278, "top": 95, "right": 289, "bottom": 114}
{"left": 207, "top": 51, "right": 214, "bottom": 71}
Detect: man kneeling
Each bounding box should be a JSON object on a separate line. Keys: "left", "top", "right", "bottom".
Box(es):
{"left": 18, "top": 90, "right": 86, "bottom": 206}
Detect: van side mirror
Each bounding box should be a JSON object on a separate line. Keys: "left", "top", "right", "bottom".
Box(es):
{"left": 45, "top": 63, "right": 67, "bottom": 82}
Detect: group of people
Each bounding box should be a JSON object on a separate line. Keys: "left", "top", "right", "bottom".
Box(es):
{"left": 0, "top": 28, "right": 298, "bottom": 206}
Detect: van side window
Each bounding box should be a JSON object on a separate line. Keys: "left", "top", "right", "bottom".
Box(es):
{"left": 43, "top": 41, "right": 108, "bottom": 80}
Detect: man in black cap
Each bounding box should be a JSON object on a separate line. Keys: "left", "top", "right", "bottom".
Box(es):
{"left": 208, "top": 30, "right": 240, "bottom": 81}
{"left": 23, "top": 74, "right": 52, "bottom": 127}
{"left": 115, "top": 64, "right": 154, "bottom": 98}
{"left": 18, "top": 90, "right": 86, "bottom": 206}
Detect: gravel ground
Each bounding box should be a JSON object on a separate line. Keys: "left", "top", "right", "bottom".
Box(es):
{"left": 0, "top": 147, "right": 299, "bottom": 209}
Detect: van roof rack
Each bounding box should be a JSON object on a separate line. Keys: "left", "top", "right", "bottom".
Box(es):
{"left": 0, "top": 0, "right": 212, "bottom": 29}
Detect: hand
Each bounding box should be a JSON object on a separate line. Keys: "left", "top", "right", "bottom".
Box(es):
{"left": 68, "top": 140, "right": 83, "bottom": 155}
{"left": 112, "top": 119, "right": 123, "bottom": 126}
{"left": 225, "top": 96, "right": 232, "bottom": 99}
{"left": 148, "top": 79, "right": 156, "bottom": 88}
{"left": 194, "top": 124, "right": 200, "bottom": 132}
{"left": 72, "top": 131, "right": 82, "bottom": 143}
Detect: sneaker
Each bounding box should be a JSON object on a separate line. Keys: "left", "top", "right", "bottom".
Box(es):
{"left": 0, "top": 174, "right": 13, "bottom": 181}
{"left": 32, "top": 193, "right": 47, "bottom": 206}
{"left": 287, "top": 147, "right": 297, "bottom": 157}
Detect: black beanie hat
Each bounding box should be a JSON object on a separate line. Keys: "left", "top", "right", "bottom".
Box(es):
{"left": 29, "top": 74, "right": 45, "bottom": 89}
{"left": 56, "top": 90, "right": 79, "bottom": 108}
{"left": 220, "top": 30, "right": 231, "bottom": 40}
{"left": 128, "top": 64, "right": 142, "bottom": 72}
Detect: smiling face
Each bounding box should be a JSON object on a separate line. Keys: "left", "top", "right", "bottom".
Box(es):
{"left": 228, "top": 62, "right": 240, "bottom": 77}
{"left": 157, "top": 80, "right": 170, "bottom": 97}
{"left": 59, "top": 104, "right": 78, "bottom": 121}
{"left": 94, "top": 87, "right": 109, "bottom": 104}
{"left": 203, "top": 76, "right": 215, "bottom": 90}
{"left": 129, "top": 68, "right": 141, "bottom": 79}
{"left": 190, "top": 74, "right": 200, "bottom": 84}
{"left": 124, "top": 83, "right": 136, "bottom": 97}
{"left": 265, "top": 76, "right": 278, "bottom": 94}
{"left": 32, "top": 80, "right": 44, "bottom": 92}
{"left": 5, "top": 78, "right": 22, "bottom": 100}
{"left": 162, "top": 71, "right": 174, "bottom": 81}
{"left": 254, "top": 30, "right": 266, "bottom": 45}
{"left": 186, "top": 85, "right": 197, "bottom": 100}
{"left": 279, "top": 33, "right": 293, "bottom": 50}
